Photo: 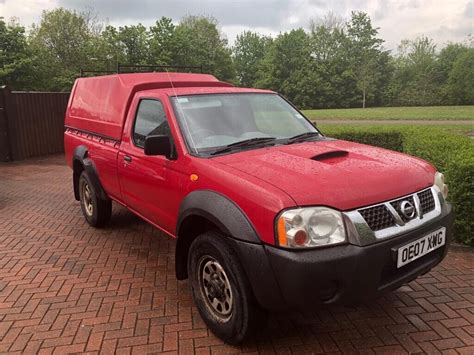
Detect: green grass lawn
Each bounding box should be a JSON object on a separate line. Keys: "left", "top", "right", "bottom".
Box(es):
{"left": 317, "top": 123, "right": 473, "bottom": 136}
{"left": 303, "top": 105, "right": 474, "bottom": 121}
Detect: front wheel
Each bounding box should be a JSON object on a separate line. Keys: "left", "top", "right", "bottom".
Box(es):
{"left": 188, "top": 231, "right": 264, "bottom": 344}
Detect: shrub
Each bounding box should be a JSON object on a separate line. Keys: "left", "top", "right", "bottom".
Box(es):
{"left": 321, "top": 124, "right": 473, "bottom": 246}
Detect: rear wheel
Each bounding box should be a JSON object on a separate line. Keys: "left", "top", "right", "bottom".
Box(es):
{"left": 78, "top": 171, "right": 111, "bottom": 227}
{"left": 188, "top": 231, "right": 264, "bottom": 344}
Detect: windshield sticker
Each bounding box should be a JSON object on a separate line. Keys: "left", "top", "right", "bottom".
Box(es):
{"left": 177, "top": 97, "right": 189, "bottom": 103}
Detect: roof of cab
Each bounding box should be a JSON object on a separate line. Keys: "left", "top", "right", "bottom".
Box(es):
{"left": 65, "top": 72, "right": 234, "bottom": 140}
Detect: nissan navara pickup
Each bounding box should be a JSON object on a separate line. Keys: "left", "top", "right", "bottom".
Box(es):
{"left": 64, "top": 73, "right": 453, "bottom": 344}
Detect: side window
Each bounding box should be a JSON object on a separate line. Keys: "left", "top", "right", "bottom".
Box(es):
{"left": 133, "top": 99, "right": 172, "bottom": 148}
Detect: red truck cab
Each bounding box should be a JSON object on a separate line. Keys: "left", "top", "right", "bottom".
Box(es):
{"left": 64, "top": 73, "right": 453, "bottom": 344}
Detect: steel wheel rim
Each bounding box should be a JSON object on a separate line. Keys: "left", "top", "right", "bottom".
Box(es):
{"left": 198, "top": 256, "right": 233, "bottom": 321}
{"left": 82, "top": 182, "right": 93, "bottom": 217}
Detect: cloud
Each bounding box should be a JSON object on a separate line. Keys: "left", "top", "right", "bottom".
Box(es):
{"left": 465, "top": 0, "right": 473, "bottom": 18}
{"left": 0, "top": 0, "right": 57, "bottom": 26}
{"left": 1, "top": 0, "right": 472, "bottom": 50}
{"left": 58, "top": 0, "right": 293, "bottom": 28}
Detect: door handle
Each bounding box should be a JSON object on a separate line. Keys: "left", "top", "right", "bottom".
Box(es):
{"left": 124, "top": 155, "right": 132, "bottom": 163}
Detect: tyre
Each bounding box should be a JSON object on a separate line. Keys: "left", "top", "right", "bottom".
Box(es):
{"left": 188, "top": 231, "right": 264, "bottom": 344}
{"left": 78, "top": 171, "right": 112, "bottom": 228}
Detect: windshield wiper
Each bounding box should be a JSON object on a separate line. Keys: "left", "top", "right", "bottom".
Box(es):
{"left": 285, "top": 132, "right": 321, "bottom": 145}
{"left": 210, "top": 137, "right": 277, "bottom": 155}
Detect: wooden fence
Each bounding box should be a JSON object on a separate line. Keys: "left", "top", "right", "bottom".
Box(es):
{"left": 0, "top": 87, "right": 70, "bottom": 162}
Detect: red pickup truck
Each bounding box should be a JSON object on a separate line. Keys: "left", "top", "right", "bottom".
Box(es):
{"left": 64, "top": 72, "right": 453, "bottom": 343}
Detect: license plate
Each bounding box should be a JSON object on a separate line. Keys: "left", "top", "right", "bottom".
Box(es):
{"left": 397, "top": 227, "right": 446, "bottom": 268}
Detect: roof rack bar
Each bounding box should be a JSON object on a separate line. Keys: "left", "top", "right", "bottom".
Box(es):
{"left": 80, "top": 69, "right": 117, "bottom": 77}
{"left": 117, "top": 64, "right": 203, "bottom": 73}
{"left": 80, "top": 63, "right": 204, "bottom": 78}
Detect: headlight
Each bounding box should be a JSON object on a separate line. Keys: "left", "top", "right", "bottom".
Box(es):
{"left": 434, "top": 172, "right": 448, "bottom": 199}
{"left": 276, "top": 207, "right": 346, "bottom": 248}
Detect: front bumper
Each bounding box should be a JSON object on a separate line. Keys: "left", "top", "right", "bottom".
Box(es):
{"left": 232, "top": 202, "right": 453, "bottom": 310}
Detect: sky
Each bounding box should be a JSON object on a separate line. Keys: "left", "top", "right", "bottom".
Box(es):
{"left": 1, "top": 0, "right": 472, "bottom": 51}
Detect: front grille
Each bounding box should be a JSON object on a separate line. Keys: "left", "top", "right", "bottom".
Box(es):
{"left": 390, "top": 196, "right": 416, "bottom": 222}
{"left": 418, "top": 189, "right": 435, "bottom": 213}
{"left": 359, "top": 205, "right": 396, "bottom": 231}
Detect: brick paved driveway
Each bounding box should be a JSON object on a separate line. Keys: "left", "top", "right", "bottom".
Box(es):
{"left": 0, "top": 156, "right": 473, "bottom": 354}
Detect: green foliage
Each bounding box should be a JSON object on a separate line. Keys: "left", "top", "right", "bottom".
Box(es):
{"left": 321, "top": 124, "right": 474, "bottom": 245}
{"left": 255, "top": 11, "right": 392, "bottom": 109}
{"left": 448, "top": 49, "right": 474, "bottom": 104}
{"left": 391, "top": 37, "right": 440, "bottom": 106}
{"left": 0, "top": 18, "right": 36, "bottom": 89}
{"left": 149, "top": 17, "right": 176, "bottom": 65}
{"left": 346, "top": 12, "right": 388, "bottom": 108}
{"left": 174, "top": 15, "right": 235, "bottom": 81}
{"left": 28, "top": 8, "right": 97, "bottom": 91}
{"left": 309, "top": 14, "right": 354, "bottom": 108}
{"left": 1, "top": 8, "right": 473, "bottom": 107}
{"left": 116, "top": 24, "right": 149, "bottom": 65}
{"left": 256, "top": 29, "right": 314, "bottom": 107}
{"left": 233, "top": 31, "right": 272, "bottom": 87}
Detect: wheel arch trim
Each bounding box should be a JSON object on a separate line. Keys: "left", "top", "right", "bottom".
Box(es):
{"left": 175, "top": 190, "right": 261, "bottom": 280}
{"left": 72, "top": 145, "right": 108, "bottom": 201}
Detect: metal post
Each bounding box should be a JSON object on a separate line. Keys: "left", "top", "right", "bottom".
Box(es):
{"left": 0, "top": 86, "right": 13, "bottom": 162}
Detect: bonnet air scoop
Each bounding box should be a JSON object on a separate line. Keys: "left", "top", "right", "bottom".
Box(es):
{"left": 311, "top": 150, "right": 349, "bottom": 162}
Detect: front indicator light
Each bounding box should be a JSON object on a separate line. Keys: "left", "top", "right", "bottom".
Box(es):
{"left": 276, "top": 207, "right": 346, "bottom": 248}
{"left": 277, "top": 217, "right": 287, "bottom": 246}
{"left": 434, "top": 172, "right": 448, "bottom": 199}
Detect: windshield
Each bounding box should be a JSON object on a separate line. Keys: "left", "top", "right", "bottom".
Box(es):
{"left": 171, "top": 93, "right": 319, "bottom": 156}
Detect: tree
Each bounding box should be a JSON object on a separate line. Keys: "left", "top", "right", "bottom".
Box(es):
{"left": 173, "top": 16, "right": 235, "bottom": 81}
{"left": 149, "top": 17, "right": 176, "bottom": 65}
{"left": 29, "top": 8, "right": 96, "bottom": 90}
{"left": 93, "top": 25, "right": 125, "bottom": 72}
{"left": 448, "top": 48, "right": 474, "bottom": 104}
{"left": 257, "top": 29, "right": 315, "bottom": 108}
{"left": 233, "top": 31, "right": 272, "bottom": 87}
{"left": 309, "top": 13, "right": 354, "bottom": 108}
{"left": 0, "top": 18, "right": 36, "bottom": 89}
{"left": 436, "top": 43, "right": 469, "bottom": 103}
{"left": 346, "top": 11, "right": 388, "bottom": 108}
{"left": 391, "top": 37, "right": 440, "bottom": 106}
{"left": 309, "top": 12, "right": 347, "bottom": 63}
{"left": 0, "top": 8, "right": 471, "bottom": 106}
{"left": 115, "top": 24, "right": 149, "bottom": 65}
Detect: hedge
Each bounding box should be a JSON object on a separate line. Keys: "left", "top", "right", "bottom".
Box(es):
{"left": 320, "top": 124, "right": 473, "bottom": 246}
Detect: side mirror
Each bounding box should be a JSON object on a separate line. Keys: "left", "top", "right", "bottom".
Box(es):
{"left": 144, "top": 135, "right": 172, "bottom": 158}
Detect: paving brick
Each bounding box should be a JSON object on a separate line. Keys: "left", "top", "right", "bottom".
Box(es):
{"left": 86, "top": 331, "right": 105, "bottom": 352}
{"left": 117, "top": 335, "right": 149, "bottom": 348}
{"left": 456, "top": 345, "right": 474, "bottom": 355}
{"left": 409, "top": 330, "right": 440, "bottom": 342}
{"left": 373, "top": 344, "right": 407, "bottom": 354}
{"left": 440, "top": 317, "right": 470, "bottom": 328}
{"left": 451, "top": 327, "right": 474, "bottom": 346}
{"left": 431, "top": 337, "right": 465, "bottom": 350}
{"left": 163, "top": 331, "right": 178, "bottom": 351}
{"left": 0, "top": 155, "right": 472, "bottom": 354}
